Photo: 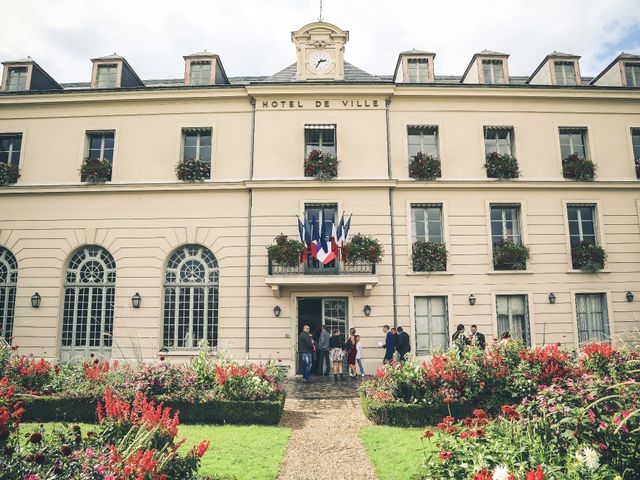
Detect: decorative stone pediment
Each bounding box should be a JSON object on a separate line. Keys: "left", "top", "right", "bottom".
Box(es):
{"left": 291, "top": 22, "right": 349, "bottom": 81}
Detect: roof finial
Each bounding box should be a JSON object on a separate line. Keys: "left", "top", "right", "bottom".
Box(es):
{"left": 318, "top": 0, "right": 324, "bottom": 22}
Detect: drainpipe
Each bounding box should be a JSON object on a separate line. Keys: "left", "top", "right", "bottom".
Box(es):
{"left": 245, "top": 96, "right": 256, "bottom": 356}
{"left": 385, "top": 97, "right": 398, "bottom": 328}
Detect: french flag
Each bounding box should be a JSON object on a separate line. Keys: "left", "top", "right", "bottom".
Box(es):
{"left": 316, "top": 210, "right": 337, "bottom": 265}
{"left": 310, "top": 215, "right": 319, "bottom": 259}
{"left": 298, "top": 217, "right": 308, "bottom": 263}
{"left": 331, "top": 215, "right": 339, "bottom": 257}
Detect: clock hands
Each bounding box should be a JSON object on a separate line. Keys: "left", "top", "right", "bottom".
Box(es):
{"left": 315, "top": 58, "right": 327, "bottom": 68}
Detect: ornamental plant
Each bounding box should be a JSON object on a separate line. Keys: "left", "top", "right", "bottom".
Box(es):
{"left": 343, "top": 234, "right": 383, "bottom": 264}
{"left": 571, "top": 241, "right": 606, "bottom": 272}
{"left": 0, "top": 163, "right": 20, "bottom": 186}
{"left": 80, "top": 158, "right": 112, "bottom": 183}
{"left": 562, "top": 153, "right": 596, "bottom": 181}
{"left": 175, "top": 158, "right": 211, "bottom": 181}
{"left": 266, "top": 234, "right": 304, "bottom": 268}
{"left": 412, "top": 241, "right": 447, "bottom": 272}
{"left": 484, "top": 152, "right": 520, "bottom": 179}
{"left": 304, "top": 149, "right": 338, "bottom": 180}
{"left": 492, "top": 239, "right": 530, "bottom": 270}
{"left": 409, "top": 152, "right": 441, "bottom": 180}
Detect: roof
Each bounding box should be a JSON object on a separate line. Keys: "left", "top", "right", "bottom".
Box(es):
{"left": 91, "top": 54, "right": 126, "bottom": 62}
{"left": 527, "top": 52, "right": 582, "bottom": 84}
{"left": 589, "top": 52, "right": 640, "bottom": 84}
{"left": 1, "top": 56, "right": 35, "bottom": 65}
{"left": 265, "top": 61, "right": 387, "bottom": 82}
{"left": 475, "top": 49, "right": 509, "bottom": 57}
{"left": 399, "top": 49, "right": 436, "bottom": 56}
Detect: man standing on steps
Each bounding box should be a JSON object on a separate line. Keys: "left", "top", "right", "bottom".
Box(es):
{"left": 298, "top": 324, "right": 314, "bottom": 382}
{"left": 381, "top": 325, "right": 395, "bottom": 364}
{"left": 395, "top": 326, "right": 411, "bottom": 362}
{"left": 469, "top": 324, "right": 486, "bottom": 350}
{"left": 318, "top": 325, "right": 331, "bottom": 375}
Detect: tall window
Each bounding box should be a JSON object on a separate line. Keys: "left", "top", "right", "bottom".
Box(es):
{"left": 559, "top": 128, "right": 588, "bottom": 159}
{"left": 304, "top": 203, "right": 338, "bottom": 270}
{"left": 482, "top": 60, "right": 504, "bottom": 84}
{"left": 304, "top": 125, "right": 336, "bottom": 157}
{"left": 415, "top": 296, "right": 448, "bottom": 354}
{"left": 496, "top": 295, "right": 530, "bottom": 346}
{"left": 576, "top": 293, "right": 610, "bottom": 343}
{"left": 6, "top": 67, "right": 27, "bottom": 91}
{"left": 96, "top": 64, "right": 118, "bottom": 88}
{"left": 407, "top": 58, "right": 429, "bottom": 82}
{"left": 631, "top": 128, "right": 640, "bottom": 177}
{"left": 567, "top": 204, "right": 597, "bottom": 246}
{"left": 61, "top": 246, "right": 116, "bottom": 360}
{"left": 0, "top": 247, "right": 17, "bottom": 343}
{"left": 163, "top": 245, "right": 219, "bottom": 349}
{"left": 0, "top": 134, "right": 22, "bottom": 166}
{"left": 411, "top": 204, "right": 443, "bottom": 243}
{"left": 624, "top": 63, "right": 640, "bottom": 87}
{"left": 408, "top": 126, "right": 438, "bottom": 158}
{"left": 554, "top": 61, "right": 577, "bottom": 85}
{"left": 87, "top": 131, "right": 115, "bottom": 161}
{"left": 490, "top": 205, "right": 521, "bottom": 243}
{"left": 189, "top": 62, "right": 212, "bottom": 86}
{"left": 182, "top": 128, "right": 212, "bottom": 163}
{"left": 484, "top": 127, "right": 514, "bottom": 155}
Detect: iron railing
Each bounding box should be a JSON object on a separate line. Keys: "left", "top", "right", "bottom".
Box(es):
{"left": 268, "top": 254, "right": 375, "bottom": 275}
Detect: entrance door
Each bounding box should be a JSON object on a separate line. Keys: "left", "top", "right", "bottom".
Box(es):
{"left": 296, "top": 297, "right": 348, "bottom": 374}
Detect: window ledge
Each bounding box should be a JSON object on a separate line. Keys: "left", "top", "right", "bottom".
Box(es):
{"left": 406, "top": 270, "right": 453, "bottom": 276}
{"left": 566, "top": 269, "right": 611, "bottom": 274}
{"left": 487, "top": 270, "right": 533, "bottom": 275}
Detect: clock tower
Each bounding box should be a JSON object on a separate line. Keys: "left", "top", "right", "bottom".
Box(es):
{"left": 291, "top": 22, "right": 349, "bottom": 81}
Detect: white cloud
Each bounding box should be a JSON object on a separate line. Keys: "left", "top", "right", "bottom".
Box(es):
{"left": 0, "top": 0, "right": 639, "bottom": 82}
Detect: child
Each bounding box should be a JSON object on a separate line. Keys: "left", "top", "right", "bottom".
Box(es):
{"left": 355, "top": 335, "right": 365, "bottom": 376}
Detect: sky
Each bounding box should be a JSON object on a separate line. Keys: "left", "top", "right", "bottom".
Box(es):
{"left": 2, "top": 0, "right": 640, "bottom": 83}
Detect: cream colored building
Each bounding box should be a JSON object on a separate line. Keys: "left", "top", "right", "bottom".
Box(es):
{"left": 1, "top": 22, "right": 639, "bottom": 374}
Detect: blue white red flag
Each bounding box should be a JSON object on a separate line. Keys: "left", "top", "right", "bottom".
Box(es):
{"left": 310, "top": 215, "right": 319, "bottom": 259}
{"left": 316, "top": 210, "right": 336, "bottom": 265}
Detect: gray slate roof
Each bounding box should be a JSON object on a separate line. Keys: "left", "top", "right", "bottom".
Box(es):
{"left": 265, "top": 62, "right": 388, "bottom": 82}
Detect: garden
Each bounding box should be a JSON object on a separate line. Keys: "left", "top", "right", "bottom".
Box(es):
{"left": 359, "top": 340, "right": 640, "bottom": 479}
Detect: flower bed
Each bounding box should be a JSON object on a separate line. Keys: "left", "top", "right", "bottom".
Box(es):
{"left": 409, "top": 152, "right": 441, "bottom": 180}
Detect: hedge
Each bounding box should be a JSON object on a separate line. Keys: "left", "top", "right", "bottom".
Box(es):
{"left": 18, "top": 394, "right": 286, "bottom": 425}
{"left": 360, "top": 395, "right": 473, "bottom": 427}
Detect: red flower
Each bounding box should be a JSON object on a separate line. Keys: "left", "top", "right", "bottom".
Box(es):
{"left": 193, "top": 440, "right": 210, "bottom": 458}
{"left": 422, "top": 430, "right": 434, "bottom": 438}
{"left": 472, "top": 469, "right": 493, "bottom": 480}
{"left": 501, "top": 404, "right": 520, "bottom": 420}
{"left": 438, "top": 450, "right": 452, "bottom": 460}
{"left": 526, "top": 465, "right": 544, "bottom": 480}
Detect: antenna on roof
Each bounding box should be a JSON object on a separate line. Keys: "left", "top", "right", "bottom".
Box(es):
{"left": 318, "top": 0, "right": 324, "bottom": 22}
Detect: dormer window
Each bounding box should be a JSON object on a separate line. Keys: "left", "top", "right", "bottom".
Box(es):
{"left": 481, "top": 60, "right": 504, "bottom": 84}
{"left": 189, "top": 61, "right": 212, "bottom": 86}
{"left": 407, "top": 58, "right": 429, "bottom": 82}
{"left": 6, "top": 67, "right": 27, "bottom": 91}
{"left": 96, "top": 64, "right": 118, "bottom": 88}
{"left": 624, "top": 63, "right": 640, "bottom": 87}
{"left": 554, "top": 61, "right": 577, "bottom": 85}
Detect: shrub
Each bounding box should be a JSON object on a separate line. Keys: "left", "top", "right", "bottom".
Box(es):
{"left": 267, "top": 234, "right": 304, "bottom": 268}
{"left": 304, "top": 149, "right": 338, "bottom": 180}
{"left": 175, "top": 158, "right": 211, "bottom": 181}
{"left": 80, "top": 158, "right": 112, "bottom": 183}
{"left": 571, "top": 241, "right": 606, "bottom": 272}
{"left": 409, "top": 152, "right": 441, "bottom": 180}
{"left": 492, "top": 239, "right": 530, "bottom": 270}
{"left": 0, "top": 162, "right": 20, "bottom": 186}
{"left": 484, "top": 152, "right": 520, "bottom": 179}
{"left": 563, "top": 153, "right": 596, "bottom": 181}
{"left": 412, "top": 241, "right": 447, "bottom": 272}
{"left": 342, "top": 234, "right": 383, "bottom": 264}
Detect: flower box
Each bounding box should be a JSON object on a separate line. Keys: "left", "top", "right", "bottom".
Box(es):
{"left": 176, "top": 158, "right": 211, "bottom": 181}
{"left": 304, "top": 149, "right": 338, "bottom": 180}
{"left": 0, "top": 162, "right": 20, "bottom": 186}
{"left": 267, "top": 234, "right": 304, "bottom": 268}
{"left": 80, "top": 158, "right": 112, "bottom": 183}
{"left": 343, "top": 234, "right": 383, "bottom": 264}
{"left": 412, "top": 241, "right": 447, "bottom": 272}
{"left": 571, "top": 241, "right": 606, "bottom": 272}
{"left": 409, "top": 152, "right": 441, "bottom": 180}
{"left": 492, "top": 239, "right": 530, "bottom": 270}
{"left": 484, "top": 152, "right": 520, "bottom": 179}
{"left": 562, "top": 153, "right": 596, "bottom": 181}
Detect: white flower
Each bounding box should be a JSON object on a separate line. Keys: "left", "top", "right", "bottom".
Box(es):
{"left": 492, "top": 465, "right": 510, "bottom": 480}
{"left": 578, "top": 446, "right": 600, "bottom": 470}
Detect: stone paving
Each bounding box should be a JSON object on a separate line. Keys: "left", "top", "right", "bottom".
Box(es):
{"left": 278, "top": 375, "right": 377, "bottom": 480}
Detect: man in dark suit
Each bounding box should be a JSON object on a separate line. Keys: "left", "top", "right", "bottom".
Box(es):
{"left": 469, "top": 324, "right": 486, "bottom": 350}
{"left": 395, "top": 326, "right": 411, "bottom": 362}
{"left": 382, "top": 325, "right": 395, "bottom": 363}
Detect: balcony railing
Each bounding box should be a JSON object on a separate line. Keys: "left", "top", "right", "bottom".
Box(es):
{"left": 268, "top": 254, "right": 376, "bottom": 275}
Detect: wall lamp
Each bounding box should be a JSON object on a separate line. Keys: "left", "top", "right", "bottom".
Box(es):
{"left": 131, "top": 292, "right": 142, "bottom": 309}
{"left": 273, "top": 305, "right": 281, "bottom": 317}
{"left": 626, "top": 291, "right": 634, "bottom": 302}
{"left": 31, "top": 292, "right": 41, "bottom": 308}
{"left": 468, "top": 294, "right": 476, "bottom": 306}
{"left": 548, "top": 293, "right": 556, "bottom": 304}
{"left": 363, "top": 305, "right": 372, "bottom": 316}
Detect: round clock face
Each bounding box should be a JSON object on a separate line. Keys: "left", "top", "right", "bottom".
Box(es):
{"left": 309, "top": 52, "right": 333, "bottom": 73}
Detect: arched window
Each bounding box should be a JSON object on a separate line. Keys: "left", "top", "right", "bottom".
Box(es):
{"left": 61, "top": 245, "right": 115, "bottom": 360}
{"left": 0, "top": 247, "right": 18, "bottom": 343}
{"left": 163, "top": 244, "right": 219, "bottom": 349}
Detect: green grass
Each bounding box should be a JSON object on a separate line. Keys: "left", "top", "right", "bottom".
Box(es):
{"left": 359, "top": 426, "right": 432, "bottom": 480}
{"left": 20, "top": 422, "right": 291, "bottom": 480}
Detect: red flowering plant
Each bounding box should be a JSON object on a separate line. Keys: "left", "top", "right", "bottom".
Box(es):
{"left": 579, "top": 342, "right": 632, "bottom": 381}
{"left": 175, "top": 158, "right": 211, "bottom": 181}
{"left": 511, "top": 343, "right": 572, "bottom": 397}
{"left": 0, "top": 376, "right": 25, "bottom": 450}
{"left": 304, "top": 149, "right": 339, "bottom": 180}
{"left": 6, "top": 356, "right": 56, "bottom": 395}
{"left": 122, "top": 362, "right": 196, "bottom": 398}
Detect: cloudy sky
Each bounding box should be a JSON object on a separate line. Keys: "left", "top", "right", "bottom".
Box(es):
{"left": 2, "top": 0, "right": 640, "bottom": 83}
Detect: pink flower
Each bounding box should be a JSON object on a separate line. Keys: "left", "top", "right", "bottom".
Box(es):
{"left": 599, "top": 421, "right": 608, "bottom": 430}
{"left": 548, "top": 406, "right": 557, "bottom": 413}
{"left": 587, "top": 410, "right": 596, "bottom": 423}
{"left": 85, "top": 448, "right": 94, "bottom": 458}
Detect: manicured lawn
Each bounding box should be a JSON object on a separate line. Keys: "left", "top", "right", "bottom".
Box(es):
{"left": 20, "top": 422, "right": 291, "bottom": 480}
{"left": 359, "top": 426, "right": 431, "bottom": 480}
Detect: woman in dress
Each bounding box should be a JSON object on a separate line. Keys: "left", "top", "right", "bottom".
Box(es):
{"left": 451, "top": 323, "right": 468, "bottom": 355}
{"left": 347, "top": 332, "right": 358, "bottom": 378}
{"left": 329, "top": 328, "right": 345, "bottom": 383}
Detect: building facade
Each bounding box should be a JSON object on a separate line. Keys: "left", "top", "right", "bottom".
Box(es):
{"left": 1, "top": 22, "right": 639, "bottom": 374}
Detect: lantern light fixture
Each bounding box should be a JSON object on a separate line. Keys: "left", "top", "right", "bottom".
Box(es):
{"left": 363, "top": 305, "right": 372, "bottom": 316}
{"left": 549, "top": 293, "right": 556, "bottom": 304}
{"left": 131, "top": 292, "right": 142, "bottom": 309}
{"left": 273, "top": 305, "right": 281, "bottom": 317}
{"left": 468, "top": 294, "right": 476, "bottom": 306}
{"left": 31, "top": 292, "right": 41, "bottom": 308}
{"left": 626, "top": 291, "right": 634, "bottom": 302}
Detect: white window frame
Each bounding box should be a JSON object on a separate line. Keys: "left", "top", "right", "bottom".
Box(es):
{"left": 0, "top": 247, "right": 18, "bottom": 344}
{"left": 561, "top": 200, "right": 608, "bottom": 272}
{"left": 414, "top": 296, "right": 449, "bottom": 355}
{"left": 407, "top": 58, "right": 429, "bottom": 83}
{"left": 189, "top": 61, "right": 212, "bottom": 86}
{"left": 481, "top": 59, "right": 504, "bottom": 84}
{"left": 0, "top": 133, "right": 23, "bottom": 166}
{"left": 6, "top": 67, "right": 28, "bottom": 91}
{"left": 566, "top": 203, "right": 597, "bottom": 245}
{"left": 86, "top": 131, "right": 115, "bottom": 161}
{"left": 96, "top": 64, "right": 118, "bottom": 89}
{"left": 495, "top": 294, "right": 531, "bottom": 346}
{"left": 571, "top": 291, "right": 614, "bottom": 345}
{"left": 490, "top": 204, "right": 522, "bottom": 243}
{"left": 554, "top": 61, "right": 577, "bottom": 86}
{"left": 624, "top": 62, "right": 640, "bottom": 87}
{"left": 407, "top": 125, "right": 439, "bottom": 159}
{"left": 558, "top": 127, "right": 589, "bottom": 160}
{"left": 411, "top": 203, "right": 444, "bottom": 244}
{"left": 484, "top": 126, "right": 514, "bottom": 156}
{"left": 182, "top": 127, "right": 213, "bottom": 163}
{"left": 304, "top": 124, "right": 337, "bottom": 158}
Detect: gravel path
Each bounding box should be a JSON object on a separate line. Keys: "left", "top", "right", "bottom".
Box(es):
{"left": 277, "top": 397, "right": 377, "bottom": 480}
